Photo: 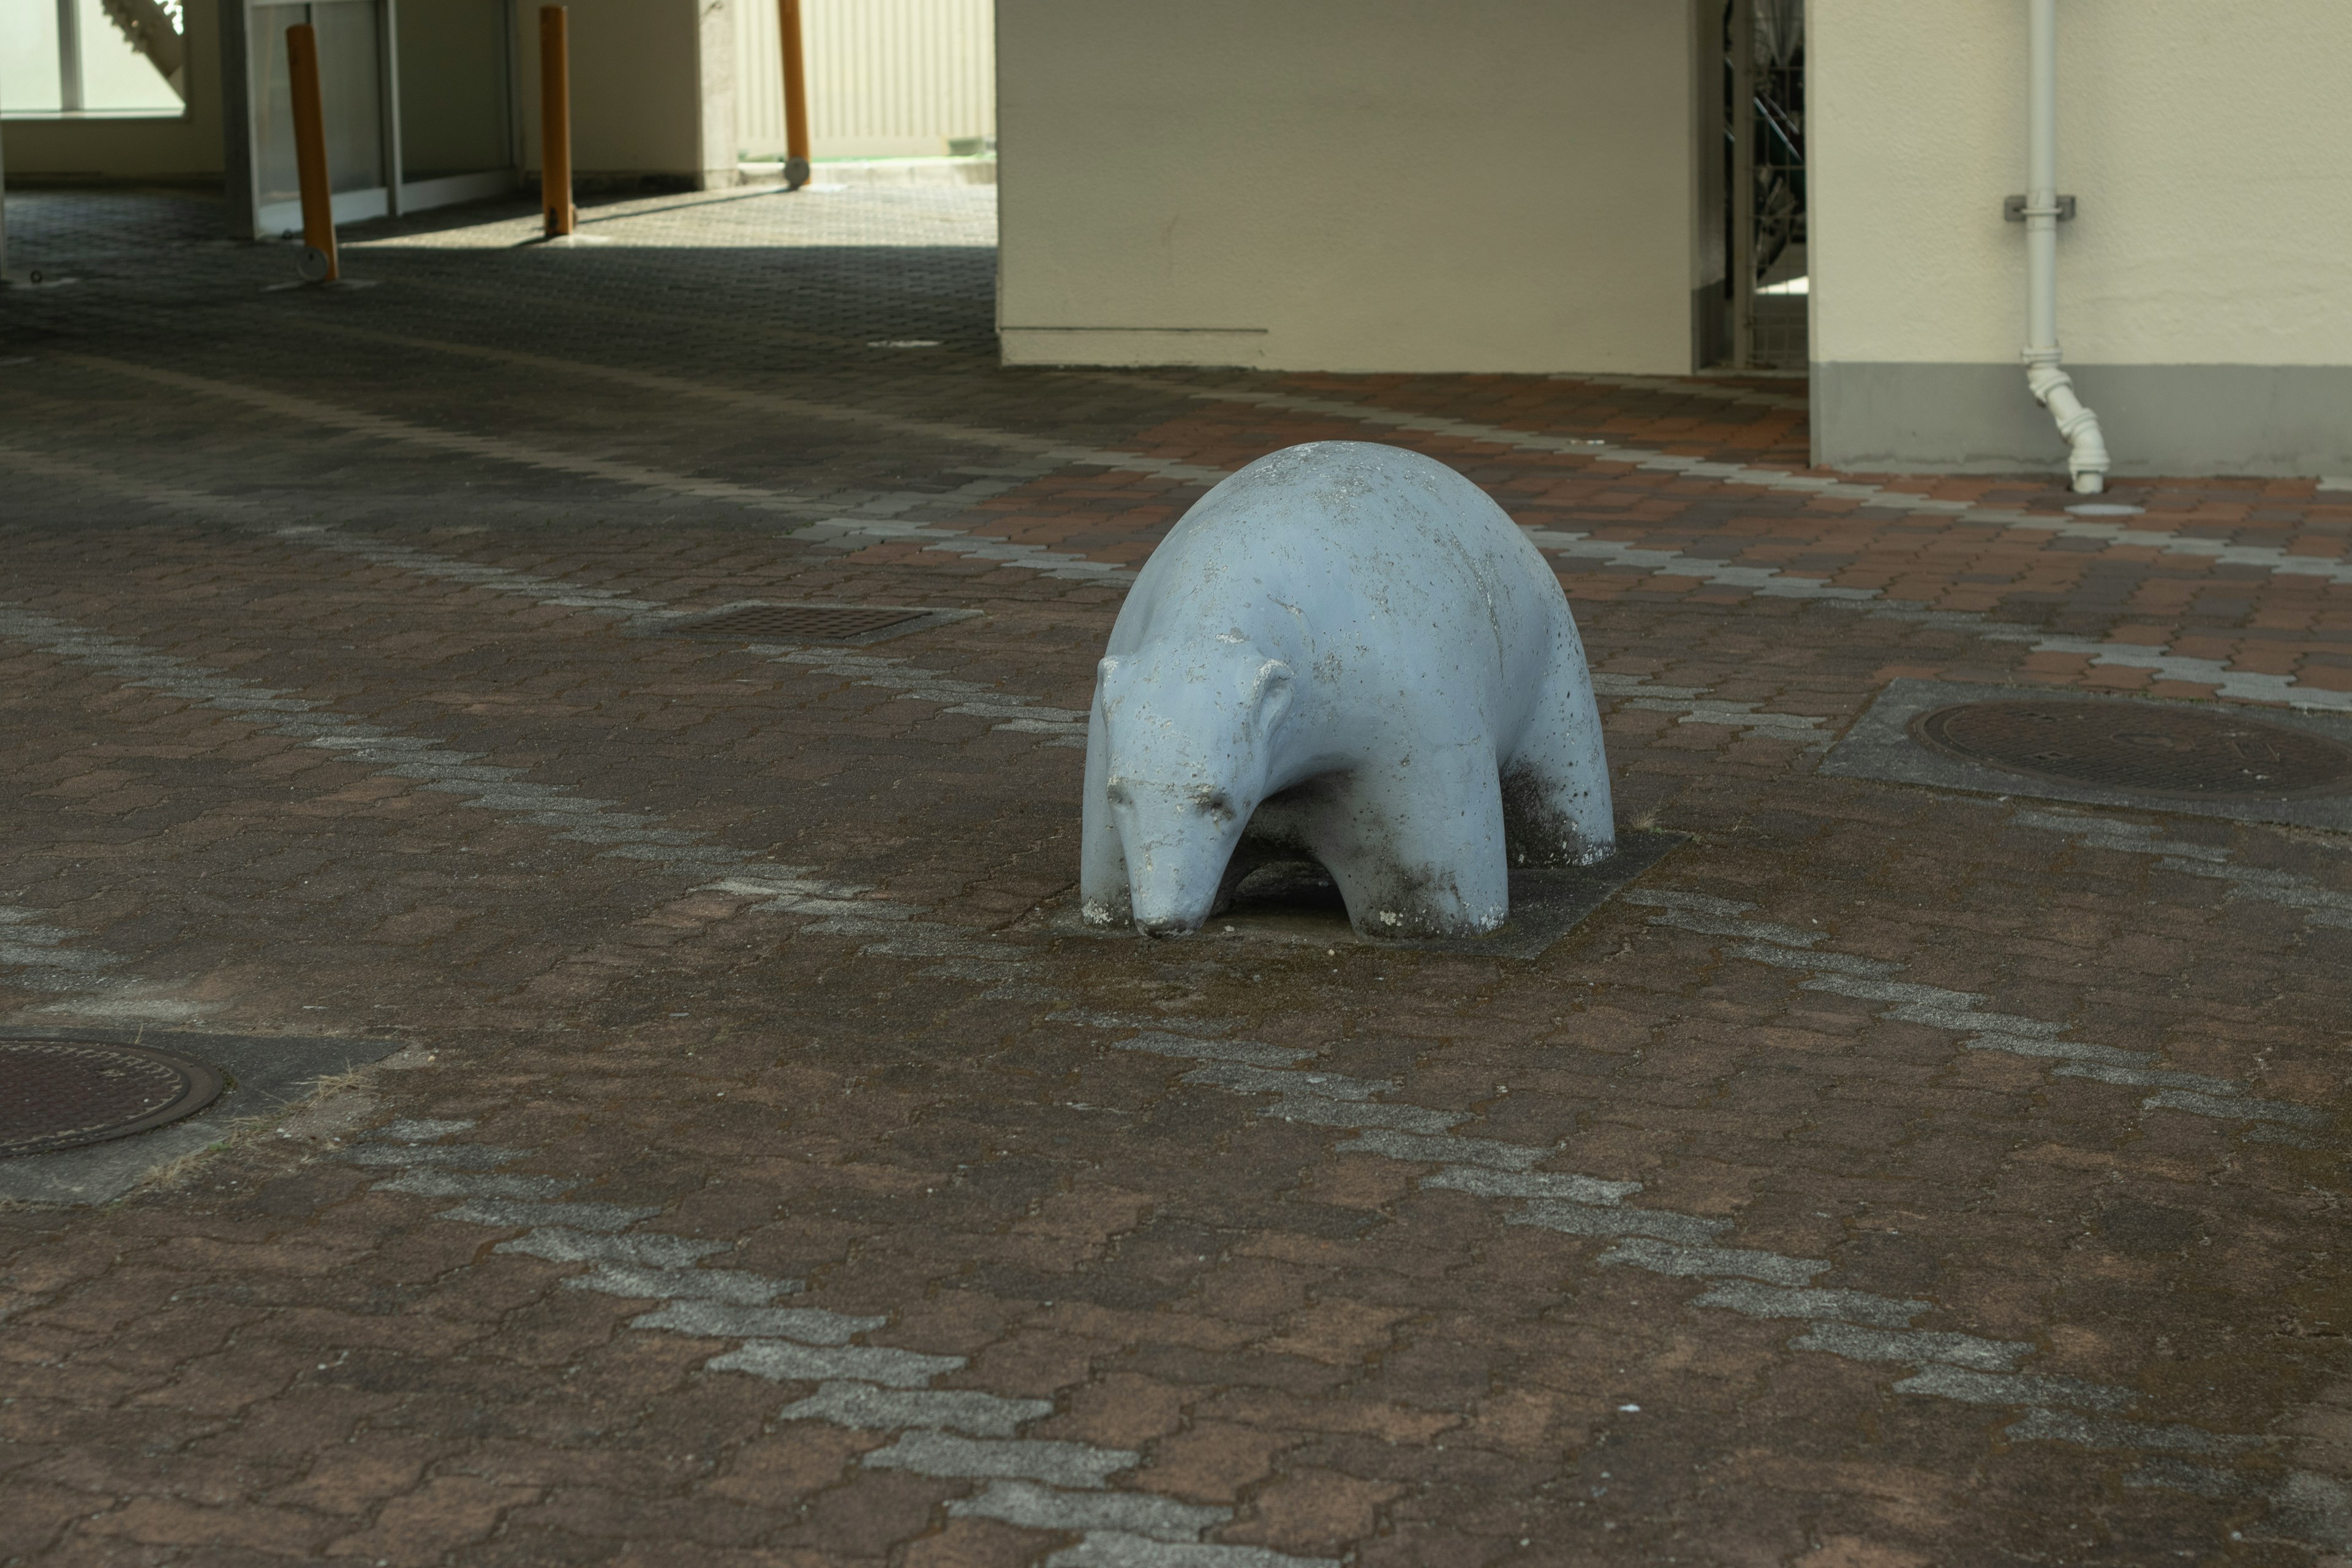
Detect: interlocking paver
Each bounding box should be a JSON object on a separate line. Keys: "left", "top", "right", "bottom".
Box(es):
{"left": 0, "top": 184, "right": 2346, "bottom": 1566}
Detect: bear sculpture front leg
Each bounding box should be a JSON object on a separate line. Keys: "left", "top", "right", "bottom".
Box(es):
{"left": 1292, "top": 748, "right": 1512, "bottom": 938}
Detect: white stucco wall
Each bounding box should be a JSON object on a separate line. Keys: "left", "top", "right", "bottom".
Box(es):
{"left": 1811, "top": 0, "right": 2352, "bottom": 369}
{"left": 997, "top": 0, "right": 1710, "bottom": 374}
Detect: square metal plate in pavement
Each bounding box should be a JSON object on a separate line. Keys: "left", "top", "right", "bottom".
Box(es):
{"left": 1820, "top": 679, "right": 2352, "bottom": 833}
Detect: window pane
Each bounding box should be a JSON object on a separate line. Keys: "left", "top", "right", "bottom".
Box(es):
{"left": 77, "top": 0, "right": 184, "bottom": 114}
{"left": 313, "top": 1, "right": 382, "bottom": 192}
{"left": 1, "top": 0, "right": 67, "bottom": 115}
{"left": 251, "top": 1, "right": 383, "bottom": 210}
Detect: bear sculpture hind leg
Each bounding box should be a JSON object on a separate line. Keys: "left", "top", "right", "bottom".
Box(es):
{"left": 1301, "top": 748, "right": 1511, "bottom": 938}
{"left": 1501, "top": 631, "right": 1616, "bottom": 869}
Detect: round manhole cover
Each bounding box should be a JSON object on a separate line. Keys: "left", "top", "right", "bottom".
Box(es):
{"left": 0, "top": 1040, "right": 225, "bottom": 1158}
{"left": 1910, "top": 699, "right": 2352, "bottom": 799}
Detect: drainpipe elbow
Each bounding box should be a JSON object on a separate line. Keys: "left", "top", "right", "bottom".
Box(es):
{"left": 2024, "top": 350, "right": 2110, "bottom": 494}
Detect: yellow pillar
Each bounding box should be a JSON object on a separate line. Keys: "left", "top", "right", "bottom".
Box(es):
{"left": 778, "top": 0, "right": 811, "bottom": 189}
{"left": 540, "top": 6, "right": 577, "bottom": 236}
{"left": 285, "top": 23, "right": 339, "bottom": 282}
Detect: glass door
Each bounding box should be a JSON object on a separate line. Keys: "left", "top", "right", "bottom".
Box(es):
{"left": 228, "top": 0, "right": 517, "bottom": 240}
{"left": 394, "top": 0, "right": 514, "bottom": 211}
{"left": 245, "top": 0, "right": 391, "bottom": 235}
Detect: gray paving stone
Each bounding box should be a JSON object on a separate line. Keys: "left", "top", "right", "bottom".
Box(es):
{"left": 709, "top": 1339, "right": 965, "bottom": 1387}
{"left": 631, "top": 1300, "right": 886, "bottom": 1343}
{"left": 1265, "top": 1096, "right": 1463, "bottom": 1136}
{"left": 949, "top": 1479, "right": 1229, "bottom": 1540}
{"left": 778, "top": 1381, "right": 1052, "bottom": 1438}
{"left": 1333, "top": 1129, "right": 1551, "bottom": 1170}
{"left": 2054, "top": 1062, "right": 2244, "bottom": 1095}
{"left": 434, "top": 1198, "right": 660, "bottom": 1233}
{"left": 1730, "top": 942, "right": 1899, "bottom": 978}
{"left": 0, "top": 943, "right": 124, "bottom": 971}
{"left": 1421, "top": 1164, "right": 1642, "bottom": 1205}
{"left": 2121, "top": 1457, "right": 2261, "bottom": 1499}
{"left": 2143, "top": 1088, "right": 2328, "bottom": 1127}
{"left": 1639, "top": 909, "right": 1825, "bottom": 949}
{"left": 495, "top": 1227, "right": 731, "bottom": 1269}
{"left": 336, "top": 1142, "right": 535, "bottom": 1169}
{"left": 1964, "top": 1031, "right": 2155, "bottom": 1069}
{"left": 1893, "top": 1364, "right": 2136, "bottom": 1412}
{"left": 2006, "top": 1408, "right": 2266, "bottom": 1457}
{"left": 1181, "top": 1063, "right": 1393, "bottom": 1101}
{"left": 1692, "top": 1280, "right": 1927, "bottom": 1329}
{"left": 1793, "top": 1322, "right": 2034, "bottom": 1372}
{"left": 1594, "top": 1236, "right": 1823, "bottom": 1285}
{"left": 1515, "top": 1204, "right": 1732, "bottom": 1249}
{"left": 2266, "top": 1471, "right": 2352, "bottom": 1550}
{"left": 1045, "top": 1533, "right": 1340, "bottom": 1568}
{"left": 861, "top": 1430, "right": 1138, "bottom": 1487}
{"left": 1110, "top": 1032, "right": 1308, "bottom": 1069}
{"left": 374, "top": 1170, "right": 576, "bottom": 1202}
{"left": 562, "top": 1263, "right": 803, "bottom": 1305}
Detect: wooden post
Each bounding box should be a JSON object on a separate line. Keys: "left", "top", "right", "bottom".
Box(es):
{"left": 778, "top": 0, "right": 810, "bottom": 189}
{"left": 285, "top": 23, "right": 341, "bottom": 282}
{"left": 539, "top": 6, "right": 576, "bottom": 236}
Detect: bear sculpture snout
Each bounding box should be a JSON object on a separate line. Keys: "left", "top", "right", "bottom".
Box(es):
{"left": 1105, "top": 778, "right": 1248, "bottom": 937}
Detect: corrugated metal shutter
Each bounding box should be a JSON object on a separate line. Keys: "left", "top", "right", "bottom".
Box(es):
{"left": 734, "top": 0, "right": 994, "bottom": 160}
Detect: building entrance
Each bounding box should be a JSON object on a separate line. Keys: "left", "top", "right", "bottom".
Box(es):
{"left": 225, "top": 0, "right": 512, "bottom": 239}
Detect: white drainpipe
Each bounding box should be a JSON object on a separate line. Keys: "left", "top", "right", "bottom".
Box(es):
{"left": 2023, "top": 0, "right": 2109, "bottom": 494}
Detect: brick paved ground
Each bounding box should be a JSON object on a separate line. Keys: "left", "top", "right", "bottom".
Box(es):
{"left": 2, "top": 185, "right": 2349, "bottom": 1567}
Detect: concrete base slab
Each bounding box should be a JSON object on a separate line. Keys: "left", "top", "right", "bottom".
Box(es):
{"left": 1821, "top": 679, "right": 2352, "bottom": 832}
{"left": 0, "top": 1028, "right": 406, "bottom": 1206}
{"left": 739, "top": 157, "right": 997, "bottom": 187}
{"left": 1041, "top": 829, "right": 1685, "bottom": 959}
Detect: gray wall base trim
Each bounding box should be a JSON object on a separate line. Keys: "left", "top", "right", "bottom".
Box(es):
{"left": 1691, "top": 282, "right": 1727, "bottom": 372}
{"left": 1814, "top": 361, "right": 2352, "bottom": 478}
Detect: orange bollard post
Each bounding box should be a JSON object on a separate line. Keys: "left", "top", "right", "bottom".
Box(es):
{"left": 777, "top": 0, "right": 810, "bottom": 189}
{"left": 285, "top": 24, "right": 340, "bottom": 282}
{"left": 539, "top": 6, "right": 577, "bottom": 236}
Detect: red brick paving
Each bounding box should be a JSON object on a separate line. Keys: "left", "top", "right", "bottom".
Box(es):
{"left": 0, "top": 187, "right": 2346, "bottom": 1566}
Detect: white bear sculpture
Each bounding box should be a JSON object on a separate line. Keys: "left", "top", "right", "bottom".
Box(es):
{"left": 1080, "top": 440, "right": 1614, "bottom": 939}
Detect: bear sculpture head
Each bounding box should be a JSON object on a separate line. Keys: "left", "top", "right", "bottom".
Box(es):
{"left": 1096, "top": 640, "right": 1295, "bottom": 935}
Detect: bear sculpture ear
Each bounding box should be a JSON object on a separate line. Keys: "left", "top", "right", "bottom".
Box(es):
{"left": 1247, "top": 659, "right": 1295, "bottom": 739}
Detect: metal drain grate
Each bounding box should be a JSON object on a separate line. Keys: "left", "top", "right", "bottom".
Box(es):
{"left": 665, "top": 603, "right": 932, "bottom": 644}
{"left": 1, "top": 1039, "right": 225, "bottom": 1158}
{"left": 1910, "top": 700, "right": 2352, "bottom": 800}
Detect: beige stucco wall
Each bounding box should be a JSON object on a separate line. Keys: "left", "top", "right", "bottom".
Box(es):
{"left": 1, "top": 0, "right": 222, "bottom": 183}
{"left": 1811, "top": 0, "right": 2352, "bottom": 369}
{"left": 736, "top": 0, "right": 997, "bottom": 160}
{"left": 997, "top": 0, "right": 1709, "bottom": 374}
{"left": 513, "top": 0, "right": 731, "bottom": 186}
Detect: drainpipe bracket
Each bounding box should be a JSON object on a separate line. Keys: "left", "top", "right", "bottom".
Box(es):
{"left": 2004, "top": 195, "right": 2078, "bottom": 222}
